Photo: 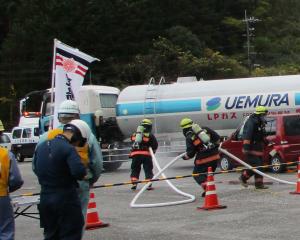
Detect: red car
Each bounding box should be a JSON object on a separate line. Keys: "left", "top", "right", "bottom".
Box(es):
{"left": 219, "top": 113, "right": 300, "bottom": 173}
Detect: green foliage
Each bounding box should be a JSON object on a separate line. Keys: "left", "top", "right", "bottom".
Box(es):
{"left": 1, "top": 0, "right": 300, "bottom": 126}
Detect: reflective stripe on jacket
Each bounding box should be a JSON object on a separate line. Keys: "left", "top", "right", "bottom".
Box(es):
{"left": 195, "top": 153, "right": 220, "bottom": 165}
{"left": 0, "top": 148, "right": 10, "bottom": 196}
{"left": 129, "top": 150, "right": 151, "bottom": 157}
{"left": 131, "top": 134, "right": 150, "bottom": 143}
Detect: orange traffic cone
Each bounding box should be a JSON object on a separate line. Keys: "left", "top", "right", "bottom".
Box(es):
{"left": 290, "top": 158, "right": 300, "bottom": 195}
{"left": 85, "top": 192, "right": 109, "bottom": 230}
{"left": 198, "top": 167, "right": 227, "bottom": 210}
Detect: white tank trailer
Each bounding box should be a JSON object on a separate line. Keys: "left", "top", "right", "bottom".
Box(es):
{"left": 116, "top": 75, "right": 300, "bottom": 140}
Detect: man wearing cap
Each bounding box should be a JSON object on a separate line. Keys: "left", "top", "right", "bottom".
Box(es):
{"left": 35, "top": 100, "right": 102, "bottom": 225}
{"left": 33, "top": 121, "right": 88, "bottom": 239}
{"left": 129, "top": 119, "right": 158, "bottom": 190}
{"left": 239, "top": 106, "right": 269, "bottom": 189}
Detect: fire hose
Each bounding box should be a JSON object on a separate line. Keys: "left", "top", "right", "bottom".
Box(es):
{"left": 218, "top": 145, "right": 296, "bottom": 185}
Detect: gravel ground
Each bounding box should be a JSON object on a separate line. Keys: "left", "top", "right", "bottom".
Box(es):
{"left": 14, "top": 157, "right": 300, "bottom": 240}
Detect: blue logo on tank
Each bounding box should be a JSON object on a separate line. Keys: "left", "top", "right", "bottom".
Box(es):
{"left": 295, "top": 93, "right": 300, "bottom": 105}
{"left": 206, "top": 97, "right": 221, "bottom": 111}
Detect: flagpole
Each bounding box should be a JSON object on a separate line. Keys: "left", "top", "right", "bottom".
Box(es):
{"left": 50, "top": 38, "right": 58, "bottom": 130}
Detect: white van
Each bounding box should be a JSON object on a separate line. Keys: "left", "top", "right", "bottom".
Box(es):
{"left": 11, "top": 126, "right": 39, "bottom": 162}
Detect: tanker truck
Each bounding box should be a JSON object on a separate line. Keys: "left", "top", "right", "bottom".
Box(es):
{"left": 116, "top": 75, "right": 300, "bottom": 144}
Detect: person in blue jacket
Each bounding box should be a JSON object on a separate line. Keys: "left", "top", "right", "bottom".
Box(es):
{"left": 33, "top": 121, "right": 87, "bottom": 239}
{"left": 0, "top": 124, "right": 24, "bottom": 240}
{"left": 37, "top": 100, "right": 103, "bottom": 224}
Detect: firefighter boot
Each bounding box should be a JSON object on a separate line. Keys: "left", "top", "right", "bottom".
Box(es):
{"left": 131, "top": 183, "right": 138, "bottom": 190}
{"left": 146, "top": 183, "right": 154, "bottom": 191}
{"left": 255, "top": 185, "right": 268, "bottom": 189}
{"left": 239, "top": 175, "right": 248, "bottom": 188}
{"left": 255, "top": 177, "right": 268, "bottom": 189}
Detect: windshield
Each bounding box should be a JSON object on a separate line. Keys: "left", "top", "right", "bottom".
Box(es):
{"left": 99, "top": 94, "right": 118, "bottom": 108}
{"left": 284, "top": 115, "right": 300, "bottom": 136}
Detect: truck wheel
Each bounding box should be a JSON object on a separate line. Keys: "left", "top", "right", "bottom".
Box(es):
{"left": 103, "top": 162, "right": 123, "bottom": 171}
{"left": 219, "top": 155, "right": 232, "bottom": 171}
{"left": 270, "top": 155, "right": 285, "bottom": 173}
{"left": 16, "top": 152, "right": 25, "bottom": 162}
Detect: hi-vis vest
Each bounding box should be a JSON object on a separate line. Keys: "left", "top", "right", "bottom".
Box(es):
{"left": 0, "top": 148, "right": 10, "bottom": 196}
{"left": 130, "top": 132, "right": 151, "bottom": 157}
{"left": 47, "top": 129, "right": 89, "bottom": 167}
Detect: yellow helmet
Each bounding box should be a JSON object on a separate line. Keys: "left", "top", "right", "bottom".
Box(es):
{"left": 141, "top": 118, "right": 152, "bottom": 125}
{"left": 0, "top": 120, "right": 4, "bottom": 131}
{"left": 255, "top": 106, "right": 268, "bottom": 115}
{"left": 180, "top": 118, "right": 193, "bottom": 129}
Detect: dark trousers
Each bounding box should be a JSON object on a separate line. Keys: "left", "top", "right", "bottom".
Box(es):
{"left": 193, "top": 160, "right": 218, "bottom": 188}
{"left": 38, "top": 189, "right": 84, "bottom": 240}
{"left": 0, "top": 196, "right": 15, "bottom": 240}
{"left": 130, "top": 155, "right": 154, "bottom": 180}
{"left": 241, "top": 154, "right": 264, "bottom": 186}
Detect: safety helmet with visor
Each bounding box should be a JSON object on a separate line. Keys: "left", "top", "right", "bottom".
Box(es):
{"left": 180, "top": 118, "right": 193, "bottom": 129}
{"left": 254, "top": 106, "right": 268, "bottom": 115}
{"left": 141, "top": 118, "right": 153, "bottom": 132}
{"left": 63, "top": 119, "right": 89, "bottom": 147}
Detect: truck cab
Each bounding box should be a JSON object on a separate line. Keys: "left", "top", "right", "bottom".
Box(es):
{"left": 38, "top": 85, "right": 127, "bottom": 171}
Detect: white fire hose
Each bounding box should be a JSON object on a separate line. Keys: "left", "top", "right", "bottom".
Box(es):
{"left": 219, "top": 145, "right": 296, "bottom": 185}
{"left": 130, "top": 148, "right": 196, "bottom": 208}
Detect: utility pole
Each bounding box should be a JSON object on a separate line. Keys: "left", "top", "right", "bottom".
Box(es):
{"left": 243, "top": 10, "right": 260, "bottom": 75}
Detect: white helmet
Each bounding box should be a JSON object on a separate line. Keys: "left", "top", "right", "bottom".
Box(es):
{"left": 58, "top": 100, "right": 80, "bottom": 114}
{"left": 63, "top": 119, "right": 91, "bottom": 146}
{"left": 69, "top": 119, "right": 91, "bottom": 139}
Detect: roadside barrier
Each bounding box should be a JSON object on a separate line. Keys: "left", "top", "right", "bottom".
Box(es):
{"left": 198, "top": 166, "right": 227, "bottom": 211}
{"left": 290, "top": 157, "right": 300, "bottom": 195}
{"left": 85, "top": 192, "right": 109, "bottom": 230}
{"left": 12, "top": 158, "right": 298, "bottom": 198}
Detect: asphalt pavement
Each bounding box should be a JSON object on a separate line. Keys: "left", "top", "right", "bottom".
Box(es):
{"left": 14, "top": 157, "right": 300, "bottom": 240}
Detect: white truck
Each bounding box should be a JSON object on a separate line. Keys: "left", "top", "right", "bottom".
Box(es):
{"left": 24, "top": 85, "right": 128, "bottom": 170}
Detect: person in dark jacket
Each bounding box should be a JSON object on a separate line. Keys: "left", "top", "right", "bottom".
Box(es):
{"left": 129, "top": 119, "right": 158, "bottom": 191}
{"left": 180, "top": 118, "right": 221, "bottom": 197}
{"left": 239, "top": 106, "right": 269, "bottom": 189}
{"left": 33, "top": 122, "right": 87, "bottom": 240}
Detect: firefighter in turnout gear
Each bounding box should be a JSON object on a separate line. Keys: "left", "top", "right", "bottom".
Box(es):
{"left": 180, "top": 118, "right": 221, "bottom": 197}
{"left": 239, "top": 106, "right": 269, "bottom": 189}
{"left": 130, "top": 119, "right": 158, "bottom": 191}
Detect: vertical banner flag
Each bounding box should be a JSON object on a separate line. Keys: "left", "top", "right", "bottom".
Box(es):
{"left": 51, "top": 39, "right": 99, "bottom": 128}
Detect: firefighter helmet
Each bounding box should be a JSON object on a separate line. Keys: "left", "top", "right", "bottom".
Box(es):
{"left": 0, "top": 120, "right": 4, "bottom": 131}
{"left": 141, "top": 119, "right": 152, "bottom": 126}
{"left": 255, "top": 106, "right": 268, "bottom": 115}
{"left": 180, "top": 118, "right": 193, "bottom": 129}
